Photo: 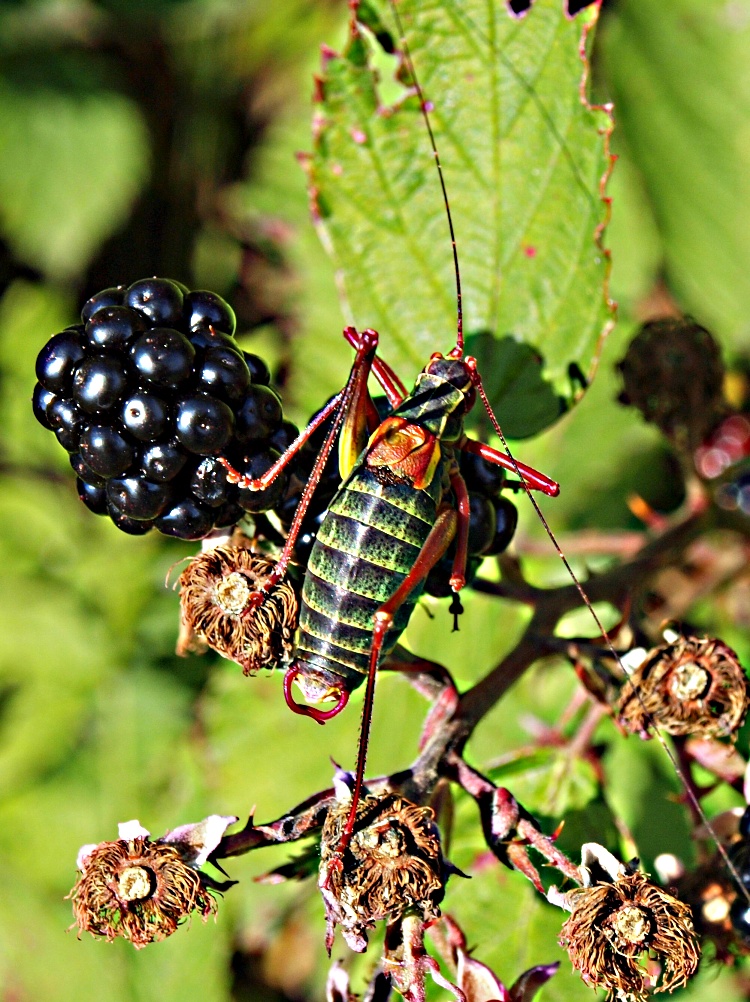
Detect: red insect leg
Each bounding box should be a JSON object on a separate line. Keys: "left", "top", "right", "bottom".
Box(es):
{"left": 460, "top": 437, "right": 560, "bottom": 498}
{"left": 343, "top": 325, "right": 407, "bottom": 406}
{"left": 448, "top": 467, "right": 470, "bottom": 592}
{"left": 335, "top": 505, "right": 459, "bottom": 858}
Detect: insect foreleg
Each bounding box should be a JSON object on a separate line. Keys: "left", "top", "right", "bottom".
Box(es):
{"left": 219, "top": 390, "right": 344, "bottom": 490}
{"left": 343, "top": 325, "right": 407, "bottom": 406}
{"left": 460, "top": 437, "right": 560, "bottom": 498}
{"left": 448, "top": 466, "right": 470, "bottom": 592}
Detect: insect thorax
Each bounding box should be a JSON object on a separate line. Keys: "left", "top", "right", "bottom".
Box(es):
{"left": 392, "top": 357, "right": 473, "bottom": 443}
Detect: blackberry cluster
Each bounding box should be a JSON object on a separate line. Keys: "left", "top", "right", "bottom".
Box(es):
{"left": 33, "top": 278, "right": 290, "bottom": 540}
{"left": 424, "top": 448, "right": 518, "bottom": 598}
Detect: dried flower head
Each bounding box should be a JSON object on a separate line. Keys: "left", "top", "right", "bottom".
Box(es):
{"left": 617, "top": 635, "right": 749, "bottom": 740}
{"left": 558, "top": 844, "right": 699, "bottom": 1001}
{"left": 319, "top": 792, "right": 445, "bottom": 953}
{"left": 69, "top": 816, "right": 237, "bottom": 948}
{"left": 178, "top": 542, "right": 298, "bottom": 674}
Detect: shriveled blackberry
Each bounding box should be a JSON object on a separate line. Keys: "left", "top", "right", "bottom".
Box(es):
{"left": 32, "top": 278, "right": 296, "bottom": 540}
{"left": 617, "top": 317, "right": 726, "bottom": 451}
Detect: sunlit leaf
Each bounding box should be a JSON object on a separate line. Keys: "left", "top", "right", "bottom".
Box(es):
{"left": 306, "top": 0, "right": 613, "bottom": 433}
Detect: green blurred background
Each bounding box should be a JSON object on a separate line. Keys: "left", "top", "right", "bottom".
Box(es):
{"left": 3, "top": 1, "right": 750, "bottom": 999}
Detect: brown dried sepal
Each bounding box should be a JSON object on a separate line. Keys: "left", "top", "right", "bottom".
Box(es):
{"left": 178, "top": 544, "right": 298, "bottom": 674}
{"left": 69, "top": 839, "right": 216, "bottom": 948}
{"left": 319, "top": 794, "right": 445, "bottom": 953}
{"left": 617, "top": 636, "right": 750, "bottom": 740}
{"left": 560, "top": 870, "right": 699, "bottom": 1000}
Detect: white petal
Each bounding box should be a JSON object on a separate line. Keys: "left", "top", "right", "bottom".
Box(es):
{"left": 620, "top": 647, "right": 647, "bottom": 676}
{"left": 580, "top": 842, "right": 626, "bottom": 885}
{"left": 76, "top": 843, "right": 99, "bottom": 871}
{"left": 161, "top": 814, "right": 238, "bottom": 866}
{"left": 118, "top": 819, "right": 151, "bottom": 840}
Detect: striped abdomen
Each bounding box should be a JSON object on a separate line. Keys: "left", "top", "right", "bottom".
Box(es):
{"left": 294, "top": 464, "right": 443, "bottom": 694}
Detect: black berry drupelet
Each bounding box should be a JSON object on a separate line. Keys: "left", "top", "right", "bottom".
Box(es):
{"left": 32, "top": 278, "right": 296, "bottom": 540}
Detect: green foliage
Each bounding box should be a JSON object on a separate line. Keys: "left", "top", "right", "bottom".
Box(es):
{"left": 306, "top": 0, "right": 613, "bottom": 433}
{"left": 0, "top": 73, "right": 149, "bottom": 280}
{"left": 2, "top": 1, "right": 750, "bottom": 1001}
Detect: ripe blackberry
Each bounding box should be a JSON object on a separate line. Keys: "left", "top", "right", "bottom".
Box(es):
{"left": 81, "top": 286, "right": 125, "bottom": 324}
{"left": 122, "top": 392, "right": 169, "bottom": 442}
{"left": 33, "top": 279, "right": 294, "bottom": 540}
{"left": 198, "top": 345, "right": 251, "bottom": 404}
{"left": 49, "top": 398, "right": 85, "bottom": 452}
{"left": 79, "top": 424, "right": 134, "bottom": 478}
{"left": 70, "top": 453, "right": 106, "bottom": 488}
{"left": 36, "top": 330, "right": 85, "bottom": 394}
{"left": 243, "top": 352, "right": 271, "bottom": 387}
{"left": 422, "top": 449, "right": 519, "bottom": 598}
{"left": 460, "top": 449, "right": 506, "bottom": 496}
{"left": 189, "top": 457, "right": 237, "bottom": 508}
{"left": 231, "top": 447, "right": 288, "bottom": 513}
{"left": 32, "top": 383, "right": 58, "bottom": 430}
{"left": 131, "top": 328, "right": 196, "bottom": 388}
{"left": 157, "top": 498, "right": 215, "bottom": 540}
{"left": 77, "top": 478, "right": 108, "bottom": 515}
{"left": 486, "top": 496, "right": 519, "bottom": 555}
{"left": 125, "top": 278, "right": 184, "bottom": 328}
{"left": 175, "top": 393, "right": 234, "bottom": 455}
{"left": 466, "top": 492, "right": 496, "bottom": 556}
{"left": 72, "top": 355, "right": 129, "bottom": 414}
{"left": 234, "top": 385, "right": 283, "bottom": 442}
{"left": 84, "top": 306, "right": 145, "bottom": 351}
{"left": 140, "top": 440, "right": 188, "bottom": 482}
{"left": 107, "top": 476, "right": 174, "bottom": 521}
{"left": 184, "top": 290, "right": 236, "bottom": 336}
{"left": 107, "top": 503, "right": 156, "bottom": 536}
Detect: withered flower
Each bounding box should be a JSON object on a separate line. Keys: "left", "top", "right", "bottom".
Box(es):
{"left": 69, "top": 815, "right": 237, "bottom": 948}
{"left": 617, "top": 635, "right": 749, "bottom": 740}
{"left": 178, "top": 541, "right": 298, "bottom": 674}
{"left": 319, "top": 791, "right": 446, "bottom": 953}
{"left": 556, "top": 843, "right": 699, "bottom": 1001}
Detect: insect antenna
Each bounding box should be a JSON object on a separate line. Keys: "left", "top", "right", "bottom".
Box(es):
{"left": 387, "top": 0, "right": 463, "bottom": 356}
{"left": 384, "top": 0, "right": 749, "bottom": 899}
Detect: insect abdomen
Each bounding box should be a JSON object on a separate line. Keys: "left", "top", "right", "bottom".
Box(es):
{"left": 294, "top": 465, "right": 440, "bottom": 691}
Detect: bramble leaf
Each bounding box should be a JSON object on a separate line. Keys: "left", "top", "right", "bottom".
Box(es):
{"left": 306, "top": 0, "right": 613, "bottom": 434}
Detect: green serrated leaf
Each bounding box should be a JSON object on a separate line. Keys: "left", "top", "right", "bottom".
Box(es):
{"left": 307, "top": 0, "right": 613, "bottom": 433}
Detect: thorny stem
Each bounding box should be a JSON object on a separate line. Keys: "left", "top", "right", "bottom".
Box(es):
{"left": 216, "top": 505, "right": 741, "bottom": 871}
